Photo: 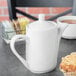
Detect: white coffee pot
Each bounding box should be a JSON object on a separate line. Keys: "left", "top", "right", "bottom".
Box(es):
{"left": 10, "top": 14, "right": 68, "bottom": 73}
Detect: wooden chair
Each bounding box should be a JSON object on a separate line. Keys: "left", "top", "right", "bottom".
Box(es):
{"left": 7, "top": 0, "right": 76, "bottom": 21}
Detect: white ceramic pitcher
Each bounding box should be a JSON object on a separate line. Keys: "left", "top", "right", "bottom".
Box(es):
{"left": 10, "top": 14, "right": 68, "bottom": 73}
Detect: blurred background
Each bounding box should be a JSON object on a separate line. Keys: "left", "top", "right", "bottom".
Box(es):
{"left": 0, "top": 0, "right": 71, "bottom": 21}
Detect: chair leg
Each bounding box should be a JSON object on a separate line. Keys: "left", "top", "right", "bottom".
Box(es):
{"left": 7, "top": 0, "right": 17, "bottom": 20}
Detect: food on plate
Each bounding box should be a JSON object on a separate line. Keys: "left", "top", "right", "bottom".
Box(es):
{"left": 60, "top": 52, "right": 76, "bottom": 76}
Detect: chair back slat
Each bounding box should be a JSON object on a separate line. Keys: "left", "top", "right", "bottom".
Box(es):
{"left": 16, "top": 0, "right": 73, "bottom": 7}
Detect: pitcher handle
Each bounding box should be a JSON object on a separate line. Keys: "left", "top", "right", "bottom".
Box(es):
{"left": 10, "top": 35, "right": 28, "bottom": 68}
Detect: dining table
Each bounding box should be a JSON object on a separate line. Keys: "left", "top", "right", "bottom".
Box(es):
{"left": 0, "top": 23, "right": 76, "bottom": 76}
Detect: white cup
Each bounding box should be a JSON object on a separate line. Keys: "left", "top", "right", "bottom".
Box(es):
{"left": 57, "top": 16, "right": 76, "bottom": 39}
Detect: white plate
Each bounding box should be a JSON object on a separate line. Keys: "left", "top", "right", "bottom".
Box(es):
{"left": 62, "top": 24, "right": 76, "bottom": 39}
